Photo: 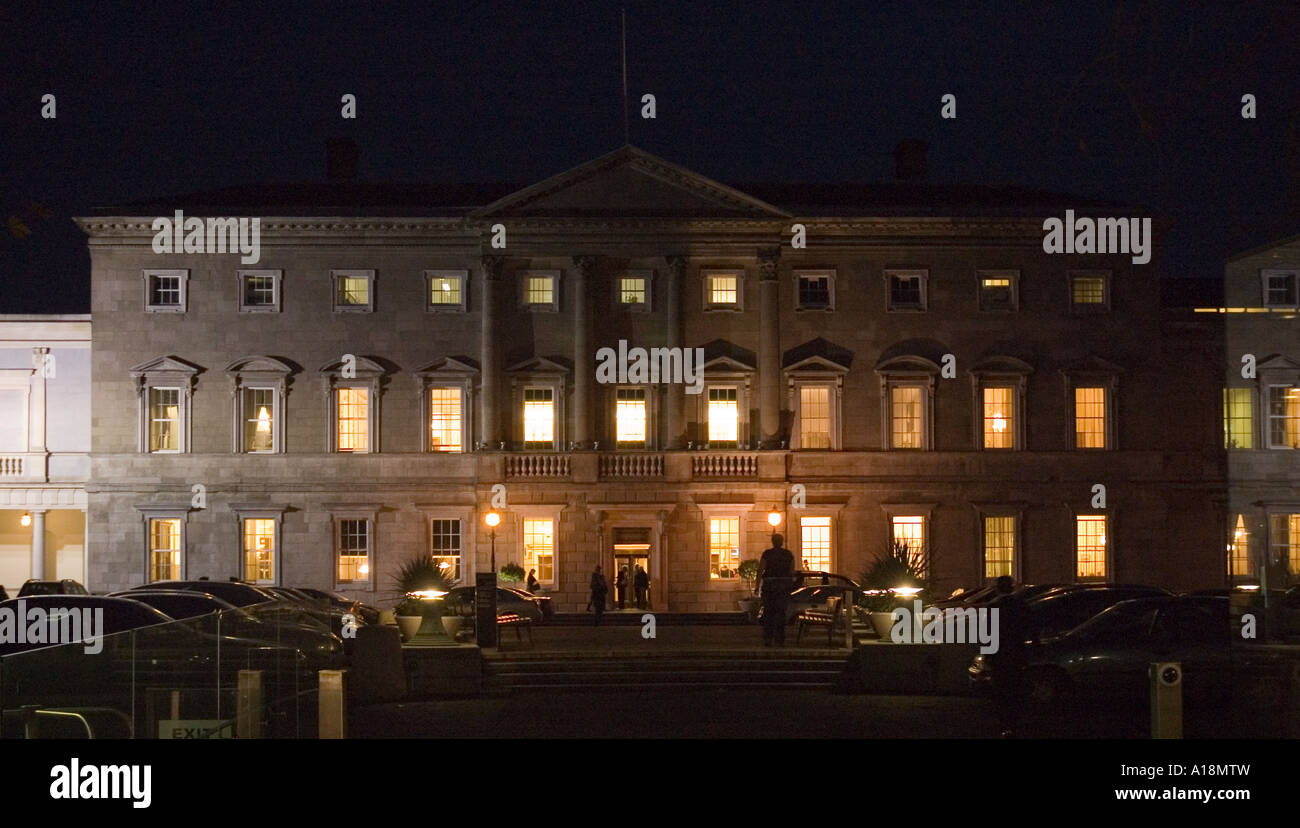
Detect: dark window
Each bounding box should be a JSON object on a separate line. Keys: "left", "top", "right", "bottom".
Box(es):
{"left": 798, "top": 275, "right": 831, "bottom": 309}
{"left": 889, "top": 275, "right": 923, "bottom": 309}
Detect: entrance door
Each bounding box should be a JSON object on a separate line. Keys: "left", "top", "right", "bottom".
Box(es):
{"left": 612, "top": 551, "right": 650, "bottom": 610}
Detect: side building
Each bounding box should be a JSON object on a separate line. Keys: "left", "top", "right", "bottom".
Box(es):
{"left": 0, "top": 315, "right": 91, "bottom": 591}
{"left": 78, "top": 146, "right": 1227, "bottom": 610}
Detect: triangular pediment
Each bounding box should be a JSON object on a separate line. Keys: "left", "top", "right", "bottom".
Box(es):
{"left": 1060, "top": 355, "right": 1124, "bottom": 375}
{"left": 784, "top": 338, "right": 853, "bottom": 372}
{"left": 471, "top": 146, "right": 791, "bottom": 220}
{"left": 129, "top": 355, "right": 202, "bottom": 377}
{"left": 414, "top": 356, "right": 480, "bottom": 376}
{"left": 700, "top": 339, "right": 756, "bottom": 371}
{"left": 506, "top": 355, "right": 571, "bottom": 374}
{"left": 1257, "top": 354, "right": 1300, "bottom": 372}
{"left": 318, "top": 356, "right": 387, "bottom": 376}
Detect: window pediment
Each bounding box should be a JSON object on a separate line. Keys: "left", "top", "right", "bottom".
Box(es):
{"left": 783, "top": 338, "right": 853, "bottom": 374}
{"left": 414, "top": 356, "right": 480, "bottom": 380}
{"left": 129, "top": 355, "right": 202, "bottom": 382}
{"left": 700, "top": 339, "right": 756, "bottom": 372}
{"left": 319, "top": 355, "right": 388, "bottom": 379}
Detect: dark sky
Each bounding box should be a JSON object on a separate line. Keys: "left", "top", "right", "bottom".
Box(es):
{"left": 2, "top": 0, "right": 1296, "bottom": 313}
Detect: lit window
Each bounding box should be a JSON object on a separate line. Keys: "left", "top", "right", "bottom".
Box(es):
{"left": 616, "top": 388, "right": 647, "bottom": 447}
{"left": 1075, "top": 515, "right": 1107, "bottom": 580}
{"left": 240, "top": 271, "right": 279, "bottom": 311}
{"left": 982, "top": 386, "right": 1014, "bottom": 449}
{"left": 243, "top": 518, "right": 276, "bottom": 584}
{"left": 1223, "top": 388, "right": 1254, "bottom": 449}
{"left": 336, "top": 387, "right": 369, "bottom": 452}
{"left": 1268, "top": 385, "right": 1300, "bottom": 448}
{"left": 887, "top": 271, "right": 926, "bottom": 311}
{"left": 523, "top": 518, "right": 554, "bottom": 583}
{"left": 890, "top": 386, "right": 923, "bottom": 448}
{"left": 1263, "top": 270, "right": 1298, "bottom": 307}
{"left": 523, "top": 388, "right": 554, "bottom": 448}
{"left": 978, "top": 272, "right": 1017, "bottom": 311}
{"left": 709, "top": 275, "right": 738, "bottom": 305}
{"left": 149, "top": 388, "right": 180, "bottom": 452}
{"left": 337, "top": 277, "right": 369, "bottom": 307}
{"left": 1074, "top": 387, "right": 1107, "bottom": 448}
{"left": 800, "top": 516, "right": 832, "bottom": 572}
{"left": 620, "top": 277, "right": 647, "bottom": 306}
{"left": 983, "top": 516, "right": 1015, "bottom": 579}
{"left": 431, "top": 276, "right": 461, "bottom": 305}
{"left": 891, "top": 516, "right": 926, "bottom": 574}
{"left": 429, "top": 388, "right": 462, "bottom": 452}
{"left": 707, "top": 387, "right": 739, "bottom": 446}
{"left": 1270, "top": 513, "right": 1300, "bottom": 576}
{"left": 431, "top": 519, "right": 462, "bottom": 581}
{"left": 1071, "top": 274, "right": 1106, "bottom": 306}
{"left": 243, "top": 387, "right": 275, "bottom": 453}
{"left": 1228, "top": 514, "right": 1250, "bottom": 577}
{"left": 798, "top": 386, "right": 831, "bottom": 449}
{"left": 337, "top": 519, "right": 370, "bottom": 583}
{"left": 145, "top": 270, "right": 186, "bottom": 311}
{"left": 149, "top": 518, "right": 181, "bottom": 582}
{"left": 527, "top": 276, "right": 554, "bottom": 306}
{"left": 797, "top": 273, "right": 832, "bottom": 310}
{"left": 709, "top": 517, "right": 740, "bottom": 579}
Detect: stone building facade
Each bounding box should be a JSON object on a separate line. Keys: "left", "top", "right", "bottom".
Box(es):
{"left": 1218, "top": 233, "right": 1300, "bottom": 590}
{"left": 78, "top": 146, "right": 1228, "bottom": 610}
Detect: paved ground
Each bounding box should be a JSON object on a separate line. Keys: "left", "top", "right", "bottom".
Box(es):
{"left": 480, "top": 623, "right": 850, "bottom": 656}
{"left": 352, "top": 689, "right": 1002, "bottom": 738}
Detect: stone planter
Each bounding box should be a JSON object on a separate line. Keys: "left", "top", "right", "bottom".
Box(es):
{"left": 395, "top": 615, "right": 423, "bottom": 642}
{"left": 737, "top": 597, "right": 759, "bottom": 622}
{"left": 870, "top": 612, "right": 897, "bottom": 641}
{"left": 441, "top": 616, "right": 465, "bottom": 639}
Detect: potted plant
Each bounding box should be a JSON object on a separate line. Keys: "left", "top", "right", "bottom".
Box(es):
{"left": 392, "top": 555, "right": 457, "bottom": 640}
{"left": 498, "top": 562, "right": 525, "bottom": 584}
{"left": 736, "top": 559, "right": 760, "bottom": 620}
{"left": 858, "top": 539, "right": 929, "bottom": 641}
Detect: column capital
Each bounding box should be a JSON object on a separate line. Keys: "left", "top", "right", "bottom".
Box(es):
{"left": 571, "top": 255, "right": 598, "bottom": 276}
{"left": 480, "top": 255, "right": 505, "bottom": 280}
{"left": 663, "top": 255, "right": 688, "bottom": 275}
{"left": 757, "top": 246, "right": 781, "bottom": 279}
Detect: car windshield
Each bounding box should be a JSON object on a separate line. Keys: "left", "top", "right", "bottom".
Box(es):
{"left": 1060, "top": 600, "right": 1160, "bottom": 643}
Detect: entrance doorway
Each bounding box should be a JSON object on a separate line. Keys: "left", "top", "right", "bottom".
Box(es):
{"left": 612, "top": 527, "right": 652, "bottom": 610}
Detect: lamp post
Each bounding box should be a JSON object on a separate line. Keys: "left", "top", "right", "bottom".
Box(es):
{"left": 479, "top": 511, "right": 501, "bottom": 648}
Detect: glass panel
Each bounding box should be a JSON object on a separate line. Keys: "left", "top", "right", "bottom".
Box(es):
{"left": 1229, "top": 514, "right": 1250, "bottom": 577}
{"left": 336, "top": 388, "right": 369, "bottom": 452}
{"left": 799, "top": 516, "right": 831, "bottom": 571}
{"left": 523, "top": 518, "right": 554, "bottom": 583}
{"left": 149, "top": 518, "right": 181, "bottom": 582}
{"left": 891, "top": 516, "right": 926, "bottom": 574}
{"left": 890, "top": 386, "right": 922, "bottom": 448}
{"left": 798, "top": 275, "right": 830, "bottom": 308}
{"left": 431, "top": 519, "right": 462, "bottom": 581}
{"left": 1074, "top": 386, "right": 1106, "bottom": 448}
{"left": 1076, "top": 515, "right": 1107, "bottom": 579}
{"left": 709, "top": 517, "right": 740, "bottom": 579}
{"left": 709, "top": 275, "right": 737, "bottom": 305}
{"left": 243, "top": 274, "right": 275, "bottom": 307}
{"left": 1072, "top": 276, "right": 1105, "bottom": 304}
{"left": 523, "top": 388, "right": 554, "bottom": 448}
{"left": 243, "top": 518, "right": 275, "bottom": 583}
{"left": 149, "top": 388, "right": 180, "bottom": 452}
{"left": 430, "top": 276, "right": 462, "bottom": 305}
{"left": 243, "top": 387, "right": 275, "bottom": 452}
{"left": 979, "top": 276, "right": 1013, "bottom": 310}
{"left": 337, "top": 519, "right": 369, "bottom": 582}
{"left": 429, "top": 388, "right": 462, "bottom": 452}
{"left": 799, "top": 385, "right": 830, "bottom": 449}
{"left": 337, "top": 276, "right": 369, "bottom": 306}
{"left": 1265, "top": 273, "right": 1297, "bottom": 306}
{"left": 1270, "top": 514, "right": 1300, "bottom": 576}
{"left": 890, "top": 275, "right": 922, "bottom": 308}
{"left": 527, "top": 276, "right": 553, "bottom": 305}
{"left": 707, "top": 387, "right": 738, "bottom": 446}
{"left": 1268, "top": 385, "right": 1300, "bottom": 448}
{"left": 149, "top": 274, "right": 180, "bottom": 306}
{"left": 982, "top": 386, "right": 1014, "bottom": 448}
{"left": 616, "top": 388, "right": 647, "bottom": 447}
{"left": 983, "top": 516, "right": 1015, "bottom": 579}
{"left": 1223, "top": 388, "right": 1254, "bottom": 449}
{"left": 620, "top": 277, "right": 646, "bottom": 305}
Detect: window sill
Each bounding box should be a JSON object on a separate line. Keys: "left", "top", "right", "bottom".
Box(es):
{"left": 144, "top": 306, "right": 185, "bottom": 313}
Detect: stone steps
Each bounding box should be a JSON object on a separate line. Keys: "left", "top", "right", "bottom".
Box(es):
{"left": 483, "top": 653, "right": 850, "bottom": 692}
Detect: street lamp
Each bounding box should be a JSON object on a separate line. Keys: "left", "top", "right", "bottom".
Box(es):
{"left": 767, "top": 511, "right": 782, "bottom": 528}
{"left": 485, "top": 511, "right": 500, "bottom": 570}
{"left": 481, "top": 510, "right": 502, "bottom": 648}
{"left": 20, "top": 512, "right": 31, "bottom": 527}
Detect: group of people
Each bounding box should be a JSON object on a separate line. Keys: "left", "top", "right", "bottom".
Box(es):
{"left": 587, "top": 563, "right": 650, "bottom": 625}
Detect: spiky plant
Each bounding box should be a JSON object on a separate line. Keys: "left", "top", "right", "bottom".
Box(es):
{"left": 858, "top": 539, "right": 929, "bottom": 612}
{"left": 392, "top": 556, "right": 458, "bottom": 617}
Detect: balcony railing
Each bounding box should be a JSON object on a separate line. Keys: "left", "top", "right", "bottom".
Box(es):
{"left": 691, "top": 453, "right": 758, "bottom": 478}
{"left": 0, "top": 455, "right": 25, "bottom": 478}
{"left": 505, "top": 454, "right": 571, "bottom": 478}
{"left": 599, "top": 453, "right": 664, "bottom": 478}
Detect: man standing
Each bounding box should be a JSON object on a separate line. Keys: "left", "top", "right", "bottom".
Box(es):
{"left": 633, "top": 564, "right": 650, "bottom": 610}
{"left": 756, "top": 534, "right": 795, "bottom": 646}
{"left": 988, "top": 575, "right": 1031, "bottom": 737}
{"left": 589, "top": 565, "right": 609, "bottom": 626}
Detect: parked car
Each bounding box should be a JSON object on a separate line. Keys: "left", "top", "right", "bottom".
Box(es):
{"left": 130, "top": 579, "right": 278, "bottom": 607}
{"left": 294, "top": 587, "right": 381, "bottom": 625}
{"left": 969, "top": 595, "right": 1238, "bottom": 707}
{"left": 0, "top": 595, "right": 172, "bottom": 657}
{"left": 17, "top": 578, "right": 89, "bottom": 597}
{"left": 504, "top": 587, "right": 554, "bottom": 620}
{"left": 792, "top": 571, "right": 860, "bottom": 590}
{"left": 108, "top": 590, "right": 345, "bottom": 666}
{"left": 1023, "top": 584, "right": 1172, "bottom": 642}
{"left": 442, "top": 586, "right": 545, "bottom": 622}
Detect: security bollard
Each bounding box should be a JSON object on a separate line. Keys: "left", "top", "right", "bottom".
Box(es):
{"left": 319, "top": 669, "right": 347, "bottom": 739}
{"left": 1150, "top": 662, "right": 1182, "bottom": 739}
{"left": 236, "top": 669, "right": 264, "bottom": 739}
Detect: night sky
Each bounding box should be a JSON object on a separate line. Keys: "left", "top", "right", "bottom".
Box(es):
{"left": 2, "top": 0, "right": 1296, "bottom": 313}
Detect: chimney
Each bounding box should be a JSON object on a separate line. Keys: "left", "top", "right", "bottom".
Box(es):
{"left": 894, "top": 139, "right": 929, "bottom": 181}
{"left": 326, "top": 137, "right": 360, "bottom": 180}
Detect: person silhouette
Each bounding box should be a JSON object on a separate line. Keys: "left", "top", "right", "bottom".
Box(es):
{"left": 526, "top": 568, "right": 540, "bottom": 593}
{"left": 589, "top": 565, "right": 609, "bottom": 626}
{"left": 615, "top": 566, "right": 628, "bottom": 610}
{"left": 988, "top": 575, "right": 1031, "bottom": 737}
{"left": 757, "top": 534, "right": 795, "bottom": 646}
{"left": 633, "top": 564, "right": 649, "bottom": 609}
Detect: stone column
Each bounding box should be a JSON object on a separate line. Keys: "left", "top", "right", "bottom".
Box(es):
{"left": 663, "top": 256, "right": 686, "bottom": 449}
{"left": 30, "top": 508, "right": 47, "bottom": 580}
{"left": 30, "top": 347, "right": 48, "bottom": 453}
{"left": 479, "top": 255, "right": 504, "bottom": 448}
{"left": 757, "top": 246, "right": 782, "bottom": 447}
{"left": 572, "top": 256, "right": 596, "bottom": 447}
